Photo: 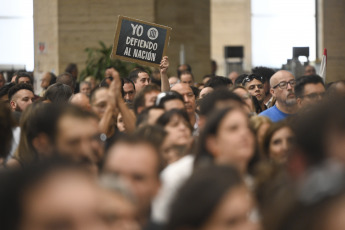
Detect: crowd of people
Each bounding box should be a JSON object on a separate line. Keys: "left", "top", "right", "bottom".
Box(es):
{"left": 1, "top": 56, "right": 345, "bottom": 230}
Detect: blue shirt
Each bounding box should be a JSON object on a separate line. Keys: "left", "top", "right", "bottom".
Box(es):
{"left": 259, "top": 105, "right": 290, "bottom": 122}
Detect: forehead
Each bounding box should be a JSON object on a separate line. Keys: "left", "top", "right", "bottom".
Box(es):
{"left": 106, "top": 143, "right": 158, "bottom": 172}
{"left": 58, "top": 115, "right": 99, "bottom": 135}
{"left": 171, "top": 83, "right": 192, "bottom": 95}
{"left": 138, "top": 72, "right": 149, "bottom": 79}
{"left": 181, "top": 73, "right": 192, "bottom": 79}
{"left": 15, "top": 89, "right": 34, "bottom": 98}
{"left": 123, "top": 83, "right": 134, "bottom": 90}
{"left": 94, "top": 88, "right": 108, "bottom": 100}
{"left": 246, "top": 79, "right": 263, "bottom": 86}
{"left": 303, "top": 83, "right": 325, "bottom": 93}
{"left": 42, "top": 73, "right": 51, "bottom": 80}
{"left": 272, "top": 71, "right": 294, "bottom": 85}
{"left": 80, "top": 83, "right": 90, "bottom": 88}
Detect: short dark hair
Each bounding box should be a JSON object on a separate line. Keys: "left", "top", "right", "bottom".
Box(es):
{"left": 252, "top": 66, "right": 276, "bottom": 83}
{"left": 0, "top": 82, "right": 15, "bottom": 99}
{"left": 8, "top": 83, "right": 34, "bottom": 101}
{"left": 155, "top": 91, "right": 184, "bottom": 108}
{"left": 156, "top": 109, "right": 193, "bottom": 132}
{"left": 204, "top": 76, "right": 232, "bottom": 89}
{"left": 15, "top": 72, "right": 34, "bottom": 85}
{"left": 123, "top": 77, "right": 135, "bottom": 90}
{"left": 128, "top": 67, "right": 147, "bottom": 83}
{"left": 56, "top": 72, "right": 75, "bottom": 91}
{"left": 44, "top": 83, "right": 73, "bottom": 104}
{"left": 177, "top": 64, "right": 192, "bottom": 77}
{"left": 166, "top": 165, "right": 243, "bottom": 230}
{"left": 135, "top": 105, "right": 163, "bottom": 127}
{"left": 235, "top": 74, "right": 248, "bottom": 86}
{"left": 133, "top": 84, "right": 160, "bottom": 115}
{"left": 48, "top": 72, "right": 57, "bottom": 86}
{"left": 199, "top": 88, "right": 244, "bottom": 116}
{"left": 295, "top": 75, "right": 324, "bottom": 98}
{"left": 65, "top": 63, "right": 78, "bottom": 74}
{"left": 0, "top": 102, "right": 16, "bottom": 159}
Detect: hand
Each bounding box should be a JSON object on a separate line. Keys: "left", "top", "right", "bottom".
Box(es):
{"left": 105, "top": 67, "right": 120, "bottom": 79}
{"left": 160, "top": 56, "right": 169, "bottom": 75}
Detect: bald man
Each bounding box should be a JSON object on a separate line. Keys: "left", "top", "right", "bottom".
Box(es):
{"left": 259, "top": 70, "right": 298, "bottom": 122}
{"left": 70, "top": 93, "right": 91, "bottom": 111}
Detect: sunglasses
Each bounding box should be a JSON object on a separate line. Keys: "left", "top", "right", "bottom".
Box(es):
{"left": 242, "top": 74, "right": 265, "bottom": 85}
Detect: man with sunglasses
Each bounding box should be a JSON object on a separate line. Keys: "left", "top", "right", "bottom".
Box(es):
{"left": 295, "top": 75, "right": 325, "bottom": 109}
{"left": 242, "top": 74, "right": 267, "bottom": 111}
{"left": 259, "top": 70, "right": 298, "bottom": 122}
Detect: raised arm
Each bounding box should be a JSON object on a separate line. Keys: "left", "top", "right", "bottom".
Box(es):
{"left": 160, "top": 56, "right": 170, "bottom": 92}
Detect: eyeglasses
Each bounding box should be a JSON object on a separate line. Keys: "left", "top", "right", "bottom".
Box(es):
{"left": 242, "top": 74, "right": 265, "bottom": 85}
{"left": 301, "top": 92, "right": 325, "bottom": 100}
{"left": 272, "top": 80, "right": 296, "bottom": 89}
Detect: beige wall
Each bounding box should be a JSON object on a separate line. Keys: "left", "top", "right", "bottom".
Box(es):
{"left": 211, "top": 0, "right": 251, "bottom": 77}
{"left": 322, "top": 0, "right": 345, "bottom": 83}
{"left": 34, "top": 0, "right": 211, "bottom": 83}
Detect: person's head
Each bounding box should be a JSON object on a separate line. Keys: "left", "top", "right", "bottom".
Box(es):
{"left": 69, "top": 93, "right": 91, "bottom": 111}
{"left": 179, "top": 71, "right": 194, "bottom": 86}
{"left": 252, "top": 66, "right": 276, "bottom": 96}
{"left": 97, "top": 174, "right": 140, "bottom": 230}
{"left": 135, "top": 106, "right": 165, "bottom": 128}
{"left": 204, "top": 76, "right": 233, "bottom": 89}
{"left": 65, "top": 63, "right": 78, "bottom": 79}
{"left": 15, "top": 72, "right": 33, "bottom": 86}
{"left": 304, "top": 65, "right": 316, "bottom": 76}
{"left": 55, "top": 105, "right": 103, "bottom": 174}
{"left": 199, "top": 86, "right": 214, "bottom": 99}
{"left": 90, "top": 87, "right": 108, "bottom": 118}
{"left": 242, "top": 74, "right": 266, "bottom": 104}
{"left": 228, "top": 71, "right": 239, "bottom": 83}
{"left": 232, "top": 86, "right": 256, "bottom": 114}
{"left": 102, "top": 136, "right": 162, "bottom": 222}
{"left": 0, "top": 102, "right": 16, "bottom": 162}
{"left": 40, "top": 72, "right": 56, "bottom": 89}
{"left": 155, "top": 91, "right": 185, "bottom": 111}
{"left": 168, "top": 76, "right": 179, "bottom": 87}
{"left": 0, "top": 82, "right": 15, "bottom": 103}
{"left": 79, "top": 81, "right": 92, "bottom": 96}
{"left": 199, "top": 88, "right": 246, "bottom": 117}
{"left": 156, "top": 109, "right": 193, "bottom": 146}
{"left": 0, "top": 72, "right": 6, "bottom": 88}
{"left": 56, "top": 72, "right": 76, "bottom": 93}
{"left": 295, "top": 75, "right": 325, "bottom": 108}
{"left": 84, "top": 76, "right": 97, "bottom": 90}
{"left": 0, "top": 159, "right": 103, "bottom": 230}
{"left": 262, "top": 121, "right": 295, "bottom": 164}
{"left": 8, "top": 83, "right": 34, "bottom": 112}
{"left": 133, "top": 84, "right": 160, "bottom": 115}
{"left": 177, "top": 64, "right": 192, "bottom": 77}
{"left": 128, "top": 68, "right": 150, "bottom": 93}
{"left": 43, "top": 83, "right": 73, "bottom": 104}
{"left": 16, "top": 103, "right": 61, "bottom": 166}
{"left": 122, "top": 78, "right": 136, "bottom": 103}
{"left": 270, "top": 70, "right": 296, "bottom": 107}
{"left": 326, "top": 80, "right": 345, "bottom": 98}
{"left": 195, "top": 107, "right": 255, "bottom": 174}
{"left": 171, "top": 83, "right": 196, "bottom": 116}
{"left": 166, "top": 165, "right": 258, "bottom": 230}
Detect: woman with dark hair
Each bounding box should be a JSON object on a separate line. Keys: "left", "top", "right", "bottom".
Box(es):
{"left": 194, "top": 107, "right": 257, "bottom": 175}
{"left": 262, "top": 121, "right": 294, "bottom": 164}
{"left": 156, "top": 109, "right": 193, "bottom": 147}
{"left": 166, "top": 165, "right": 259, "bottom": 230}
{"left": 232, "top": 85, "right": 263, "bottom": 115}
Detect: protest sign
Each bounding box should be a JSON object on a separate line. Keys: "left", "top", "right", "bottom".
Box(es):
{"left": 111, "top": 16, "right": 172, "bottom": 67}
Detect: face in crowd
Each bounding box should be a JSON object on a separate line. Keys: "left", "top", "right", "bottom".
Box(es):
{"left": 123, "top": 82, "right": 136, "bottom": 103}
{"left": 135, "top": 72, "right": 150, "bottom": 93}
{"left": 103, "top": 140, "right": 161, "bottom": 223}
{"left": 242, "top": 74, "right": 265, "bottom": 104}
{"left": 270, "top": 71, "right": 296, "bottom": 107}
{"left": 171, "top": 83, "right": 196, "bottom": 116}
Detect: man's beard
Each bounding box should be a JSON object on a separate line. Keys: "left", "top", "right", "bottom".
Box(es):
{"left": 285, "top": 97, "right": 297, "bottom": 106}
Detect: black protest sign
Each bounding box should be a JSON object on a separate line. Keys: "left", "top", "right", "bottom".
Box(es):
{"left": 111, "top": 16, "right": 172, "bottom": 67}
